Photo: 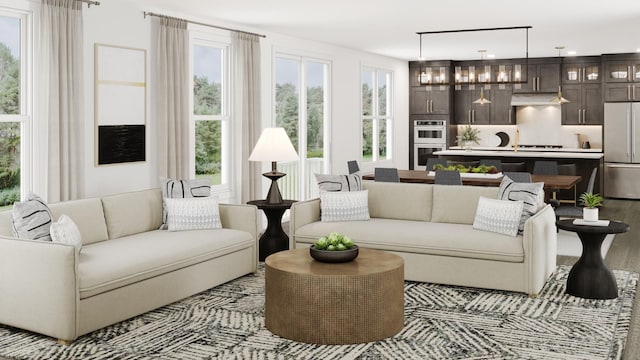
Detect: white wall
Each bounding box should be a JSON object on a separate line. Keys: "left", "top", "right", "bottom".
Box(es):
{"left": 80, "top": 0, "right": 409, "bottom": 200}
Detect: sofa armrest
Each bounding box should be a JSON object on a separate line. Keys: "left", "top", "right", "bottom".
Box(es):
{"left": 289, "top": 198, "right": 320, "bottom": 248}
{"left": 219, "top": 203, "right": 259, "bottom": 240}
{"left": 0, "top": 236, "right": 78, "bottom": 341}
{"left": 522, "top": 204, "right": 558, "bottom": 295}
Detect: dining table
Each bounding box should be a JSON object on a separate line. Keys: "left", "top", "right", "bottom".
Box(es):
{"left": 361, "top": 170, "right": 582, "bottom": 190}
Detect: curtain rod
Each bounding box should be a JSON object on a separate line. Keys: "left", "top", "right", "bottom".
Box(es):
{"left": 143, "top": 11, "right": 266, "bottom": 38}
{"left": 78, "top": 0, "right": 100, "bottom": 7}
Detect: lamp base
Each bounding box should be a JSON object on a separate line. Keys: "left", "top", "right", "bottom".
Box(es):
{"left": 263, "top": 171, "right": 286, "bottom": 204}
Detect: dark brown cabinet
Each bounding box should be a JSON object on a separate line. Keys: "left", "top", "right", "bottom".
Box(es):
{"left": 410, "top": 86, "right": 450, "bottom": 115}
{"left": 603, "top": 54, "right": 640, "bottom": 102}
{"left": 562, "top": 56, "right": 601, "bottom": 84}
{"left": 453, "top": 86, "right": 491, "bottom": 124}
{"left": 491, "top": 87, "right": 515, "bottom": 125}
{"left": 513, "top": 59, "right": 561, "bottom": 93}
{"left": 562, "top": 84, "right": 603, "bottom": 125}
{"left": 604, "top": 83, "right": 639, "bottom": 102}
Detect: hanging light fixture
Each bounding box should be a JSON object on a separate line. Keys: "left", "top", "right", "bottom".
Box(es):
{"left": 473, "top": 87, "right": 492, "bottom": 104}
{"left": 418, "top": 33, "right": 425, "bottom": 60}
{"left": 551, "top": 46, "right": 570, "bottom": 104}
{"left": 473, "top": 50, "right": 491, "bottom": 104}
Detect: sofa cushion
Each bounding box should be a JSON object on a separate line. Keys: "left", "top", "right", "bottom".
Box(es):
{"left": 362, "top": 181, "right": 432, "bottom": 222}
{"left": 314, "top": 174, "right": 362, "bottom": 192}
{"left": 11, "top": 193, "right": 53, "bottom": 241}
{"left": 49, "top": 198, "right": 109, "bottom": 245}
{"left": 497, "top": 176, "right": 545, "bottom": 233}
{"left": 295, "top": 218, "right": 523, "bottom": 263}
{"left": 160, "top": 177, "right": 211, "bottom": 230}
{"left": 101, "top": 189, "right": 163, "bottom": 239}
{"left": 472, "top": 196, "right": 523, "bottom": 237}
{"left": 78, "top": 228, "right": 254, "bottom": 299}
{"left": 320, "top": 190, "right": 370, "bottom": 222}
{"left": 50, "top": 215, "right": 83, "bottom": 252}
{"left": 431, "top": 185, "right": 499, "bottom": 225}
{"left": 165, "top": 197, "right": 222, "bottom": 231}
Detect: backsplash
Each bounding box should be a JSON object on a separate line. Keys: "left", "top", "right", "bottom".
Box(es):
{"left": 456, "top": 105, "right": 602, "bottom": 149}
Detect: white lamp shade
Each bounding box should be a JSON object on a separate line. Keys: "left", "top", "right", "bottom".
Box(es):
{"left": 248, "top": 127, "right": 298, "bottom": 162}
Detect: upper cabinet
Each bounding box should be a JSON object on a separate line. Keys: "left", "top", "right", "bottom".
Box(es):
{"left": 561, "top": 84, "right": 603, "bottom": 125}
{"left": 513, "top": 58, "right": 561, "bottom": 93}
{"left": 409, "top": 61, "right": 452, "bottom": 115}
{"left": 562, "top": 56, "right": 601, "bottom": 84}
{"left": 603, "top": 54, "right": 640, "bottom": 101}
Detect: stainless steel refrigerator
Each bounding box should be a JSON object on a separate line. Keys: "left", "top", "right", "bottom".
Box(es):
{"left": 604, "top": 103, "right": 640, "bottom": 199}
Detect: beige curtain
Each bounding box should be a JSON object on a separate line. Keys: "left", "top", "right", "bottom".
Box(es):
{"left": 156, "top": 17, "right": 190, "bottom": 179}
{"left": 40, "top": 0, "right": 84, "bottom": 202}
{"left": 232, "top": 32, "right": 262, "bottom": 203}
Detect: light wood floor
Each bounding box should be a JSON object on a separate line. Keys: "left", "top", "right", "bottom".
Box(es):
{"left": 557, "top": 198, "right": 640, "bottom": 360}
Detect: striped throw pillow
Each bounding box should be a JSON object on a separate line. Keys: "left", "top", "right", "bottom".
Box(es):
{"left": 314, "top": 174, "right": 362, "bottom": 192}
{"left": 497, "top": 176, "right": 544, "bottom": 233}
{"left": 160, "top": 177, "right": 211, "bottom": 230}
{"left": 12, "top": 193, "right": 53, "bottom": 241}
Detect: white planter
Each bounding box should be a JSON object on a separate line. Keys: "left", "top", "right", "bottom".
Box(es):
{"left": 583, "top": 207, "right": 599, "bottom": 222}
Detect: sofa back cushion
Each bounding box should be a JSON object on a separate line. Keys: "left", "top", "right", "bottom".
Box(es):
{"left": 49, "top": 198, "right": 109, "bottom": 245}
{"left": 362, "top": 181, "right": 432, "bottom": 222}
{"left": 0, "top": 211, "right": 13, "bottom": 237}
{"left": 431, "top": 185, "right": 499, "bottom": 225}
{"left": 101, "top": 189, "right": 163, "bottom": 239}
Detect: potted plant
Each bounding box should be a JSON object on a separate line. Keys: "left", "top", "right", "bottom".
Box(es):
{"left": 579, "top": 192, "right": 603, "bottom": 221}
{"left": 457, "top": 125, "right": 481, "bottom": 150}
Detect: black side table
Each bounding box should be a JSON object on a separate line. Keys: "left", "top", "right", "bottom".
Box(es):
{"left": 247, "top": 199, "right": 296, "bottom": 261}
{"left": 556, "top": 219, "right": 629, "bottom": 299}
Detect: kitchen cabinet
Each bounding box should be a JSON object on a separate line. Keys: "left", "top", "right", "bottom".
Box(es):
{"left": 604, "top": 83, "right": 639, "bottom": 102}
{"left": 562, "top": 84, "right": 603, "bottom": 125}
{"left": 562, "top": 56, "right": 601, "bottom": 84}
{"left": 513, "top": 59, "right": 561, "bottom": 93}
{"left": 410, "top": 86, "right": 450, "bottom": 115}
{"left": 453, "top": 86, "right": 490, "bottom": 124}
{"left": 491, "top": 87, "right": 515, "bottom": 124}
{"left": 410, "top": 61, "right": 450, "bottom": 86}
{"left": 603, "top": 56, "right": 640, "bottom": 83}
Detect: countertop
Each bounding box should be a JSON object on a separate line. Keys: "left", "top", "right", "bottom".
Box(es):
{"left": 435, "top": 148, "right": 604, "bottom": 159}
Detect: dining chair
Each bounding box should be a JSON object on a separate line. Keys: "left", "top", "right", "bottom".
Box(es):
{"left": 374, "top": 167, "right": 400, "bottom": 183}
{"left": 503, "top": 172, "right": 532, "bottom": 183}
{"left": 425, "top": 158, "right": 447, "bottom": 171}
{"left": 347, "top": 160, "right": 360, "bottom": 174}
{"left": 558, "top": 163, "right": 578, "bottom": 205}
{"left": 533, "top": 160, "right": 559, "bottom": 175}
{"left": 501, "top": 162, "right": 526, "bottom": 172}
{"left": 479, "top": 159, "right": 502, "bottom": 171}
{"left": 434, "top": 170, "right": 462, "bottom": 185}
{"left": 552, "top": 167, "right": 598, "bottom": 220}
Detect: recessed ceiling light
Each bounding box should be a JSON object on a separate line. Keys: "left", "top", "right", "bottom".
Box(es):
{"left": 487, "top": 54, "right": 495, "bottom": 59}
{"left": 567, "top": 50, "right": 577, "bottom": 55}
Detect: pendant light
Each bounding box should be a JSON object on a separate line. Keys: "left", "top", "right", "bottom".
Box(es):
{"left": 473, "top": 86, "right": 492, "bottom": 104}
{"left": 551, "top": 46, "right": 570, "bottom": 104}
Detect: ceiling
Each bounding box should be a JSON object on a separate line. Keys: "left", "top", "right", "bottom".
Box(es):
{"left": 135, "top": 0, "right": 640, "bottom": 61}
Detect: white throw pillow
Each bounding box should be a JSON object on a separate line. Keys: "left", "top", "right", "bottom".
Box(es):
{"left": 497, "top": 176, "right": 544, "bottom": 233}
{"left": 164, "top": 197, "right": 222, "bottom": 231}
{"left": 50, "top": 215, "right": 83, "bottom": 252}
{"left": 159, "top": 177, "right": 211, "bottom": 229}
{"left": 314, "top": 174, "right": 363, "bottom": 192}
{"left": 320, "top": 190, "right": 370, "bottom": 222}
{"left": 11, "top": 193, "right": 53, "bottom": 241}
{"left": 473, "top": 196, "right": 524, "bottom": 237}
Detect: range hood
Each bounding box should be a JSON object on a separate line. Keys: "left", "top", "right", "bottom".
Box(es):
{"left": 511, "top": 93, "right": 559, "bottom": 106}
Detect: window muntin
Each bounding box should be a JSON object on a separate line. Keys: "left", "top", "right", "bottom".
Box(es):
{"left": 361, "top": 67, "right": 393, "bottom": 163}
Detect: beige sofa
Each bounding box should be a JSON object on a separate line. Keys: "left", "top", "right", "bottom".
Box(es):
{"left": 0, "top": 189, "right": 259, "bottom": 343}
{"left": 290, "top": 181, "right": 557, "bottom": 296}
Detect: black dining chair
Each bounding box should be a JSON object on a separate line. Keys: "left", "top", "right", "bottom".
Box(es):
{"left": 479, "top": 159, "right": 502, "bottom": 171}
{"left": 425, "top": 158, "right": 447, "bottom": 171}
{"left": 533, "top": 160, "right": 559, "bottom": 175}
{"left": 374, "top": 167, "right": 400, "bottom": 183}
{"left": 501, "top": 162, "right": 526, "bottom": 172}
{"left": 503, "top": 172, "right": 532, "bottom": 183}
{"left": 552, "top": 167, "right": 598, "bottom": 220}
{"left": 558, "top": 164, "right": 578, "bottom": 205}
{"left": 347, "top": 160, "right": 360, "bottom": 174}
{"left": 434, "top": 170, "right": 462, "bottom": 185}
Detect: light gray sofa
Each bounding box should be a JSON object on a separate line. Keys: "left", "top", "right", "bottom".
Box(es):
{"left": 0, "top": 189, "right": 259, "bottom": 343}
{"left": 290, "top": 181, "right": 557, "bottom": 296}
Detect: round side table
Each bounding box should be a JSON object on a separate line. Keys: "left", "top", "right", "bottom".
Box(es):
{"left": 265, "top": 248, "right": 404, "bottom": 344}
{"left": 556, "top": 219, "right": 629, "bottom": 299}
{"left": 247, "top": 199, "right": 296, "bottom": 261}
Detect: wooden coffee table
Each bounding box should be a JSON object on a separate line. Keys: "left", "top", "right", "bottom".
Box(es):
{"left": 264, "top": 248, "right": 404, "bottom": 344}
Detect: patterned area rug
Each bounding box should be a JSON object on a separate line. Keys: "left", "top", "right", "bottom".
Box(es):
{"left": 0, "top": 265, "right": 637, "bottom": 360}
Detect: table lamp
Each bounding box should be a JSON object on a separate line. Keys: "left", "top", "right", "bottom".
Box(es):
{"left": 249, "top": 127, "right": 298, "bottom": 204}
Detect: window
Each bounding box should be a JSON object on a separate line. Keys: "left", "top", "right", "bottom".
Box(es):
{"left": 361, "top": 67, "right": 393, "bottom": 162}
{"left": 275, "top": 54, "right": 330, "bottom": 200}
{"left": 0, "top": 9, "right": 30, "bottom": 208}
{"left": 190, "top": 36, "right": 230, "bottom": 195}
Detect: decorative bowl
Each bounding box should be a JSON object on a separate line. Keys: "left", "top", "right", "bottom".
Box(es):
{"left": 310, "top": 245, "right": 359, "bottom": 263}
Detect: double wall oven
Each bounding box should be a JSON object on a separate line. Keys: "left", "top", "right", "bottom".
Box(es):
{"left": 413, "top": 120, "right": 446, "bottom": 170}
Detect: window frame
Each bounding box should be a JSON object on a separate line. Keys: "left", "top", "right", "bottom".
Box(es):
{"left": 0, "top": 6, "right": 33, "bottom": 202}
{"left": 188, "top": 30, "right": 232, "bottom": 199}
{"left": 361, "top": 66, "right": 394, "bottom": 163}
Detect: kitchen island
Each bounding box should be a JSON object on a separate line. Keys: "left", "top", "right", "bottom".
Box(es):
{"left": 432, "top": 148, "right": 603, "bottom": 195}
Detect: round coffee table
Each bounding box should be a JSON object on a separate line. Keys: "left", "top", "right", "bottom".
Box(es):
{"left": 556, "top": 219, "right": 629, "bottom": 299}
{"left": 264, "top": 248, "right": 404, "bottom": 344}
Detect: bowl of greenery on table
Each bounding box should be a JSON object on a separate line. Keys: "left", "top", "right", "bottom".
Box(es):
{"left": 310, "top": 232, "right": 359, "bottom": 263}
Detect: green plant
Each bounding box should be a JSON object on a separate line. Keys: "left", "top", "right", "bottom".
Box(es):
{"left": 313, "top": 232, "right": 355, "bottom": 251}
{"left": 457, "top": 125, "right": 481, "bottom": 145}
{"left": 579, "top": 192, "right": 603, "bottom": 208}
